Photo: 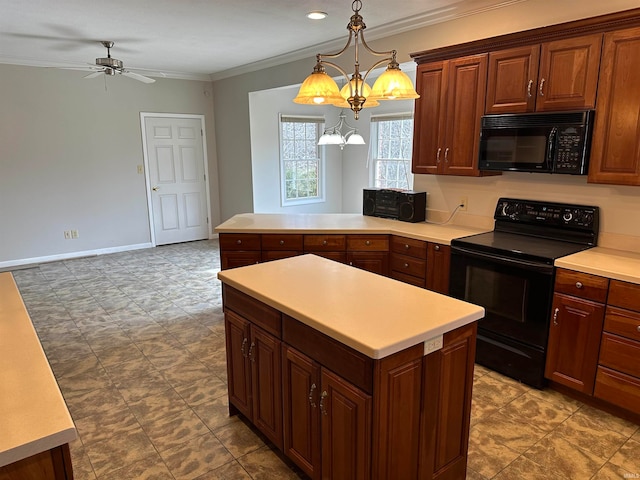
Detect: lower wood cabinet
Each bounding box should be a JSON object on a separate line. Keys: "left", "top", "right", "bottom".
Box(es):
{"left": 224, "top": 284, "right": 477, "bottom": 480}
{"left": 0, "top": 445, "right": 73, "bottom": 480}
{"left": 427, "top": 243, "right": 451, "bottom": 295}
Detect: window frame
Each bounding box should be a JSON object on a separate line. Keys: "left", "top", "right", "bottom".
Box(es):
{"left": 369, "top": 113, "right": 414, "bottom": 190}
{"left": 278, "top": 114, "right": 326, "bottom": 206}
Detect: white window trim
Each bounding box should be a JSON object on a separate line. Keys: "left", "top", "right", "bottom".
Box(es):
{"left": 279, "top": 114, "right": 326, "bottom": 207}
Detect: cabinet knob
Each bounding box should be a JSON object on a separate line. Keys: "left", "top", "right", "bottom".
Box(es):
{"left": 434, "top": 245, "right": 440, "bottom": 251}
{"left": 404, "top": 244, "right": 410, "bottom": 250}
{"left": 365, "top": 240, "right": 371, "bottom": 246}
{"left": 322, "top": 240, "right": 328, "bottom": 246}
{"left": 553, "top": 307, "right": 560, "bottom": 326}
{"left": 637, "top": 325, "right": 640, "bottom": 333}
{"left": 404, "top": 263, "right": 409, "bottom": 268}
{"left": 279, "top": 240, "right": 285, "bottom": 245}
{"left": 236, "top": 239, "right": 242, "bottom": 245}
{"left": 575, "top": 281, "right": 583, "bottom": 289}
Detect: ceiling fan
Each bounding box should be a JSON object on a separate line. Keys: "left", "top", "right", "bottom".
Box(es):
{"left": 83, "top": 41, "right": 155, "bottom": 83}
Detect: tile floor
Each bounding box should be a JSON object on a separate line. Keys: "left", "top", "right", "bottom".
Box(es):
{"left": 10, "top": 239, "right": 640, "bottom": 479}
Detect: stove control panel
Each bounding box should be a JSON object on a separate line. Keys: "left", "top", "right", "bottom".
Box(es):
{"left": 495, "top": 198, "right": 599, "bottom": 231}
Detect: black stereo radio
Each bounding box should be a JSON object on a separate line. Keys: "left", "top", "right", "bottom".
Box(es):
{"left": 363, "top": 189, "right": 427, "bottom": 223}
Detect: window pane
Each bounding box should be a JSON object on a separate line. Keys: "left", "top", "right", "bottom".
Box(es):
{"left": 371, "top": 117, "right": 414, "bottom": 190}
{"left": 280, "top": 118, "right": 324, "bottom": 202}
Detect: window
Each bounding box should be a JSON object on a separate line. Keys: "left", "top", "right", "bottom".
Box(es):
{"left": 279, "top": 115, "right": 325, "bottom": 205}
{"left": 370, "top": 114, "right": 414, "bottom": 190}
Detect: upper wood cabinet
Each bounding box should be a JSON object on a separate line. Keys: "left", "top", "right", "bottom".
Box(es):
{"left": 588, "top": 26, "right": 640, "bottom": 186}
{"left": 412, "top": 54, "right": 489, "bottom": 176}
{"left": 486, "top": 34, "right": 602, "bottom": 114}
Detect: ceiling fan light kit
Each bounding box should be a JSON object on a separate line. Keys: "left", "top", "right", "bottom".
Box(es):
{"left": 293, "top": 0, "right": 419, "bottom": 119}
{"left": 80, "top": 41, "right": 155, "bottom": 84}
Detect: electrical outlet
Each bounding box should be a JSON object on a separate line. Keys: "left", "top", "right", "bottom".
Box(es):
{"left": 71, "top": 229, "right": 79, "bottom": 239}
{"left": 459, "top": 196, "right": 468, "bottom": 211}
{"left": 64, "top": 230, "right": 72, "bottom": 240}
{"left": 424, "top": 334, "right": 444, "bottom": 355}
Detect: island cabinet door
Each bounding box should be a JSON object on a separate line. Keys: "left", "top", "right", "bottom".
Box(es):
{"left": 250, "top": 325, "right": 283, "bottom": 450}
{"left": 420, "top": 322, "right": 477, "bottom": 480}
{"left": 225, "top": 311, "right": 252, "bottom": 419}
{"left": 282, "top": 346, "right": 321, "bottom": 480}
{"left": 320, "top": 368, "right": 372, "bottom": 480}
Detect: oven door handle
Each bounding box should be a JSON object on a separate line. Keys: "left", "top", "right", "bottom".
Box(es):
{"left": 451, "top": 246, "right": 554, "bottom": 275}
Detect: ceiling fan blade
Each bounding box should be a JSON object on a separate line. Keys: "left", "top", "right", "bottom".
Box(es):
{"left": 121, "top": 70, "right": 156, "bottom": 84}
{"left": 83, "top": 71, "right": 104, "bottom": 79}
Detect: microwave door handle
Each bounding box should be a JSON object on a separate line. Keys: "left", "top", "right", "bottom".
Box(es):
{"left": 547, "top": 127, "right": 558, "bottom": 169}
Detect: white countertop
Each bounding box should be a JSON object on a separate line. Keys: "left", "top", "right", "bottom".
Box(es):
{"left": 555, "top": 247, "right": 640, "bottom": 285}
{"left": 215, "top": 213, "right": 487, "bottom": 245}
{"left": 218, "top": 254, "right": 485, "bottom": 359}
{"left": 0, "top": 273, "right": 77, "bottom": 468}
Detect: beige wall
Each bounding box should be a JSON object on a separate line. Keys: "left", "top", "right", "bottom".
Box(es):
{"left": 212, "top": 0, "right": 640, "bottom": 251}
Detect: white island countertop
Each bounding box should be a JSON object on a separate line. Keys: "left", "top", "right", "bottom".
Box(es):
{"left": 555, "top": 247, "right": 640, "bottom": 285}
{"left": 215, "top": 213, "right": 487, "bottom": 245}
{"left": 0, "top": 272, "right": 77, "bottom": 468}
{"left": 218, "top": 254, "right": 485, "bottom": 359}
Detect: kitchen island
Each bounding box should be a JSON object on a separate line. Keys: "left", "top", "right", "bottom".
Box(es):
{"left": 0, "top": 273, "right": 76, "bottom": 479}
{"left": 218, "top": 254, "right": 485, "bottom": 480}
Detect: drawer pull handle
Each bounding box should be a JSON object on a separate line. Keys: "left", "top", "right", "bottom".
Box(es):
{"left": 404, "top": 244, "right": 410, "bottom": 250}
{"left": 365, "top": 240, "right": 371, "bottom": 246}
{"left": 434, "top": 245, "right": 440, "bottom": 251}
{"left": 575, "top": 281, "right": 583, "bottom": 289}
{"left": 319, "top": 390, "right": 328, "bottom": 415}
{"left": 236, "top": 239, "right": 242, "bottom": 245}
{"left": 308, "top": 383, "right": 317, "bottom": 408}
{"left": 553, "top": 307, "right": 559, "bottom": 326}
{"left": 279, "top": 240, "right": 285, "bottom": 245}
{"left": 240, "top": 338, "right": 248, "bottom": 358}
{"left": 248, "top": 342, "right": 256, "bottom": 362}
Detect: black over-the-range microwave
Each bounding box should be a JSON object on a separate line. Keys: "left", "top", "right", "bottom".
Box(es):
{"left": 478, "top": 110, "right": 595, "bottom": 174}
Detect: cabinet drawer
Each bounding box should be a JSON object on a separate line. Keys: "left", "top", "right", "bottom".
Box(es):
{"left": 390, "top": 236, "right": 427, "bottom": 259}
{"left": 390, "top": 271, "right": 426, "bottom": 288}
{"left": 219, "top": 233, "right": 261, "bottom": 251}
{"left": 347, "top": 235, "right": 389, "bottom": 251}
{"left": 554, "top": 268, "right": 609, "bottom": 302}
{"left": 282, "top": 314, "right": 373, "bottom": 394}
{"left": 608, "top": 280, "right": 640, "bottom": 312}
{"left": 223, "top": 285, "right": 281, "bottom": 338}
{"left": 604, "top": 306, "right": 640, "bottom": 342}
{"left": 261, "top": 234, "right": 303, "bottom": 251}
{"left": 390, "top": 254, "right": 426, "bottom": 279}
{"left": 594, "top": 366, "right": 640, "bottom": 416}
{"left": 599, "top": 332, "right": 640, "bottom": 378}
{"left": 303, "top": 235, "right": 346, "bottom": 251}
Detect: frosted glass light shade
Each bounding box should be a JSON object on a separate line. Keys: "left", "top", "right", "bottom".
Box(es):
{"left": 370, "top": 67, "right": 420, "bottom": 101}
{"left": 346, "top": 133, "right": 365, "bottom": 145}
{"left": 294, "top": 71, "right": 343, "bottom": 105}
{"left": 333, "top": 80, "right": 380, "bottom": 108}
{"left": 318, "top": 132, "right": 344, "bottom": 145}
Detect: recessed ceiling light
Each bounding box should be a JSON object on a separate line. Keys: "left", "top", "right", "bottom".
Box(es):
{"left": 307, "top": 11, "right": 328, "bottom": 20}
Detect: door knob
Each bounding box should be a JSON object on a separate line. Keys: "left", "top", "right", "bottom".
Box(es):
{"left": 152, "top": 186, "right": 159, "bottom": 191}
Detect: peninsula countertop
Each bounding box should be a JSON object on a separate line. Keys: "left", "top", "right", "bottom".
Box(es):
{"left": 555, "top": 247, "right": 640, "bottom": 285}
{"left": 0, "top": 272, "right": 77, "bottom": 468}
{"left": 214, "top": 213, "right": 487, "bottom": 245}
{"left": 217, "top": 254, "right": 485, "bottom": 359}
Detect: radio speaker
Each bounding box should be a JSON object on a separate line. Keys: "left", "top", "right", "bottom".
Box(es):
{"left": 362, "top": 189, "right": 426, "bottom": 223}
{"left": 363, "top": 189, "right": 377, "bottom": 216}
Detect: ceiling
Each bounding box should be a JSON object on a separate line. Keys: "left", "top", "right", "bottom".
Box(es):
{"left": 0, "top": 0, "right": 522, "bottom": 81}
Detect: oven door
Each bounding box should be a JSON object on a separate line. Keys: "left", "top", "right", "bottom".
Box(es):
{"left": 449, "top": 246, "right": 555, "bottom": 388}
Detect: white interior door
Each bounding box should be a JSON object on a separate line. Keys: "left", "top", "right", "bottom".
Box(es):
{"left": 143, "top": 116, "right": 209, "bottom": 245}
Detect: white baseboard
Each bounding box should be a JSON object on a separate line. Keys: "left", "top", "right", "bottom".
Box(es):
{"left": 0, "top": 243, "right": 154, "bottom": 271}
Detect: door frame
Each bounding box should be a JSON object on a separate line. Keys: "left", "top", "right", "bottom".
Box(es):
{"left": 140, "top": 112, "right": 212, "bottom": 246}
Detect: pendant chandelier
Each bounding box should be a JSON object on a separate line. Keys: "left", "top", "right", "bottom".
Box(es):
{"left": 318, "top": 111, "right": 366, "bottom": 150}
{"left": 293, "top": 0, "right": 419, "bottom": 120}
